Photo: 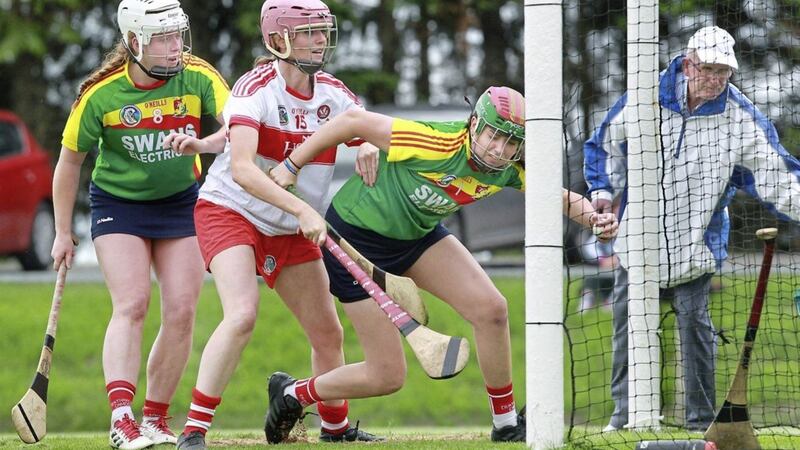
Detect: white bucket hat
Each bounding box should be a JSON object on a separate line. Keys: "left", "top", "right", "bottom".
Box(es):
{"left": 687, "top": 26, "right": 738, "bottom": 70}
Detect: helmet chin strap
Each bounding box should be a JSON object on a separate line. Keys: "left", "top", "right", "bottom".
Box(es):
{"left": 288, "top": 58, "right": 324, "bottom": 75}
{"left": 132, "top": 58, "right": 184, "bottom": 81}
{"left": 471, "top": 152, "right": 506, "bottom": 174}
{"left": 124, "top": 40, "right": 183, "bottom": 81}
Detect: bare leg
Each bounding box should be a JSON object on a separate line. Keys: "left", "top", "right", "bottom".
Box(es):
{"left": 312, "top": 298, "right": 407, "bottom": 400}
{"left": 194, "top": 246, "right": 261, "bottom": 397}
{"left": 404, "top": 235, "right": 512, "bottom": 388}
{"left": 95, "top": 234, "right": 153, "bottom": 386}
{"left": 146, "top": 236, "right": 205, "bottom": 403}
{"left": 275, "top": 260, "right": 345, "bottom": 406}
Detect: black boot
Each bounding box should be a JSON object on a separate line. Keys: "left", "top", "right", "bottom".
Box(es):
{"left": 264, "top": 372, "right": 304, "bottom": 444}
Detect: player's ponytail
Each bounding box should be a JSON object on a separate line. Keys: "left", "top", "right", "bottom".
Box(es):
{"left": 76, "top": 40, "right": 130, "bottom": 100}
{"left": 253, "top": 54, "right": 276, "bottom": 67}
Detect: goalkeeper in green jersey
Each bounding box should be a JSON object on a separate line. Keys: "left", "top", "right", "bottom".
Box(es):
{"left": 267, "top": 86, "right": 616, "bottom": 442}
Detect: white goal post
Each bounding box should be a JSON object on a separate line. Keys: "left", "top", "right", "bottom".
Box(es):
{"left": 524, "top": 0, "right": 564, "bottom": 448}
{"left": 524, "top": 0, "right": 662, "bottom": 446}
{"left": 624, "top": 0, "right": 662, "bottom": 430}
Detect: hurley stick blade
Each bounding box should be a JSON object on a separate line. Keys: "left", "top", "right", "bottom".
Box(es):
{"left": 400, "top": 320, "right": 470, "bottom": 379}
{"left": 11, "top": 321, "right": 56, "bottom": 444}
{"left": 705, "top": 421, "right": 760, "bottom": 450}
{"left": 755, "top": 227, "right": 777, "bottom": 240}
{"left": 704, "top": 348, "right": 760, "bottom": 450}
{"left": 12, "top": 387, "right": 47, "bottom": 444}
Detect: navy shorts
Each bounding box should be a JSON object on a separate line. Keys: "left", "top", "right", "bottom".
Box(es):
{"left": 323, "top": 206, "right": 451, "bottom": 303}
{"left": 90, "top": 182, "right": 199, "bottom": 240}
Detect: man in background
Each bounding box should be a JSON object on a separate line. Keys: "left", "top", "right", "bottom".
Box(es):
{"left": 583, "top": 25, "right": 800, "bottom": 431}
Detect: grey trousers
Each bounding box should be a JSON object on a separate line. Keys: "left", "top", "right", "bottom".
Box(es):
{"left": 608, "top": 265, "right": 716, "bottom": 430}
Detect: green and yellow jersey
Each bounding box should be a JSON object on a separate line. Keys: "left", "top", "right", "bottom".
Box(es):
{"left": 62, "top": 55, "right": 229, "bottom": 200}
{"left": 332, "top": 118, "right": 525, "bottom": 240}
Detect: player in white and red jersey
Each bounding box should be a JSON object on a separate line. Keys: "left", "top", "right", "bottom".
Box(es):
{"left": 199, "top": 57, "right": 363, "bottom": 236}
{"left": 175, "top": 1, "right": 381, "bottom": 449}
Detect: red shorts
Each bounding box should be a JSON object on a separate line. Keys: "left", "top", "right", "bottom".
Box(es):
{"left": 194, "top": 199, "right": 322, "bottom": 288}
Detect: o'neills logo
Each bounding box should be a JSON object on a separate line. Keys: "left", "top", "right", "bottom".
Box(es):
{"left": 317, "top": 104, "right": 331, "bottom": 120}
{"left": 120, "top": 105, "right": 142, "bottom": 127}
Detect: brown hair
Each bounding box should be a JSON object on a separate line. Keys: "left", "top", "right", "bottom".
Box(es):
{"left": 253, "top": 54, "right": 276, "bottom": 67}
{"left": 76, "top": 41, "right": 131, "bottom": 99}
{"left": 253, "top": 34, "right": 284, "bottom": 68}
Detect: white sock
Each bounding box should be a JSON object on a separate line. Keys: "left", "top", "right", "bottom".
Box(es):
{"left": 283, "top": 382, "right": 297, "bottom": 399}
{"left": 493, "top": 410, "right": 518, "bottom": 429}
{"left": 111, "top": 406, "right": 134, "bottom": 425}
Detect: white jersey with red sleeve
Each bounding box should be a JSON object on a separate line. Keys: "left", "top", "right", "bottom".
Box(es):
{"left": 199, "top": 61, "right": 362, "bottom": 236}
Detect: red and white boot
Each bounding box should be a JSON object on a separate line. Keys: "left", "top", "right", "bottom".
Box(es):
{"left": 141, "top": 415, "right": 177, "bottom": 445}
{"left": 109, "top": 414, "right": 153, "bottom": 449}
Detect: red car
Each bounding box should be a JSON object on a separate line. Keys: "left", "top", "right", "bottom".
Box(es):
{"left": 0, "top": 110, "right": 54, "bottom": 270}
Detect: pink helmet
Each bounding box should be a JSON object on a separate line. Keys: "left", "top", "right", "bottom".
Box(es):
{"left": 260, "top": 0, "right": 337, "bottom": 74}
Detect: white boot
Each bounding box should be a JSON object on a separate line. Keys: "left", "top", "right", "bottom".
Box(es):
{"left": 109, "top": 414, "right": 153, "bottom": 449}
{"left": 141, "top": 415, "right": 177, "bottom": 445}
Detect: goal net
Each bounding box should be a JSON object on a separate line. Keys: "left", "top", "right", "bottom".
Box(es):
{"left": 558, "top": 1, "right": 800, "bottom": 449}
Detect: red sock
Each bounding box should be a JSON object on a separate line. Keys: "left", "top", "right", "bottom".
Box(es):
{"left": 486, "top": 383, "right": 516, "bottom": 427}
{"left": 487, "top": 383, "right": 515, "bottom": 415}
{"left": 106, "top": 380, "right": 136, "bottom": 411}
{"left": 143, "top": 399, "right": 169, "bottom": 418}
{"left": 293, "top": 377, "right": 321, "bottom": 407}
{"left": 183, "top": 388, "right": 222, "bottom": 436}
{"left": 318, "top": 400, "right": 349, "bottom": 435}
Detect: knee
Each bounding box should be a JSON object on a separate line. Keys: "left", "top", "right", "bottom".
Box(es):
{"left": 224, "top": 308, "right": 258, "bottom": 337}
{"left": 161, "top": 302, "right": 197, "bottom": 336}
{"left": 469, "top": 295, "right": 509, "bottom": 328}
{"left": 371, "top": 359, "right": 407, "bottom": 394}
{"left": 111, "top": 293, "right": 151, "bottom": 324}
{"left": 307, "top": 319, "right": 344, "bottom": 355}
{"left": 381, "top": 366, "right": 406, "bottom": 394}
{"left": 676, "top": 312, "right": 712, "bottom": 333}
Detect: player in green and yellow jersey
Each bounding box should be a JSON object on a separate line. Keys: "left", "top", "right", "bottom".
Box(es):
{"left": 50, "top": 1, "right": 229, "bottom": 448}
{"left": 267, "top": 86, "right": 618, "bottom": 442}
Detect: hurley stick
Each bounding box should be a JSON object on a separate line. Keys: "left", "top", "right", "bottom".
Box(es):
{"left": 704, "top": 227, "right": 777, "bottom": 450}
{"left": 325, "top": 235, "right": 469, "bottom": 379}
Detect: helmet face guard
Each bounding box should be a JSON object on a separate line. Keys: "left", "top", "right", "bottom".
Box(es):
{"left": 470, "top": 86, "right": 525, "bottom": 172}
{"left": 261, "top": 0, "right": 337, "bottom": 75}
{"left": 134, "top": 26, "right": 191, "bottom": 79}
{"left": 118, "top": 0, "right": 192, "bottom": 80}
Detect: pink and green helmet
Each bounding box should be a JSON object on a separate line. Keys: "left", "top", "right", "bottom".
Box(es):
{"left": 471, "top": 86, "right": 525, "bottom": 172}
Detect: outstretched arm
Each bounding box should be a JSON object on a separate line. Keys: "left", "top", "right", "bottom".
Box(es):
{"left": 738, "top": 116, "right": 800, "bottom": 222}
{"left": 563, "top": 189, "right": 618, "bottom": 242}
{"left": 271, "top": 109, "right": 393, "bottom": 188}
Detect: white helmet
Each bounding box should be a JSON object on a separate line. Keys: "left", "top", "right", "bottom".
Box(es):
{"left": 117, "top": 0, "right": 191, "bottom": 79}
